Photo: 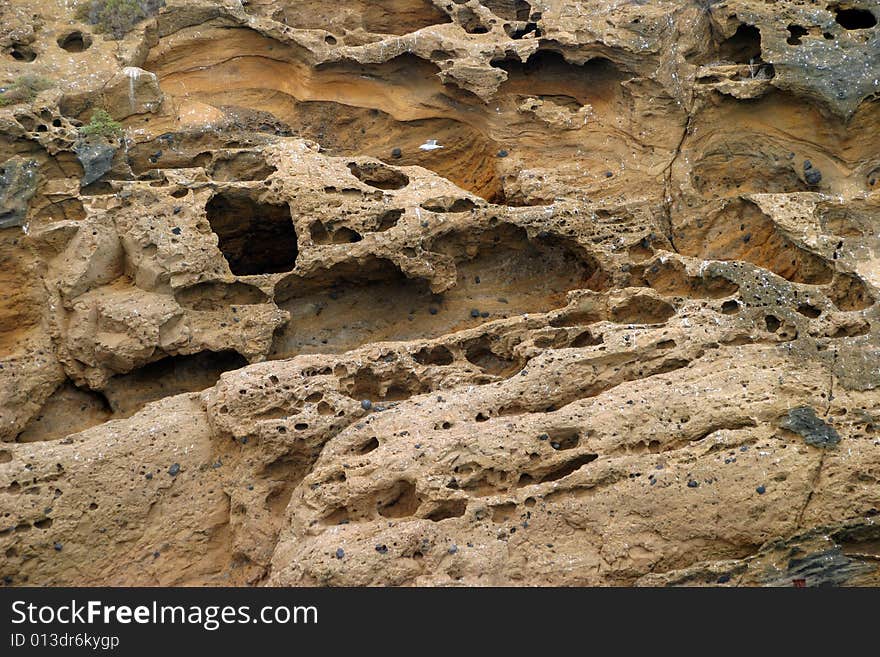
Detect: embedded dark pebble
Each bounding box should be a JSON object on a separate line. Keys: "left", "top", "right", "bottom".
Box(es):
{"left": 687, "top": 480, "right": 699, "bottom": 488}
{"left": 168, "top": 463, "right": 180, "bottom": 477}
{"left": 361, "top": 399, "right": 373, "bottom": 410}
{"left": 756, "top": 485, "right": 766, "bottom": 494}
{"left": 391, "top": 147, "right": 402, "bottom": 158}
{"left": 375, "top": 544, "right": 388, "bottom": 554}
{"left": 335, "top": 548, "right": 345, "bottom": 559}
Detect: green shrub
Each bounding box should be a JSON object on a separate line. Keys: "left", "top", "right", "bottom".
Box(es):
{"left": 74, "top": 0, "right": 165, "bottom": 39}
{"left": 78, "top": 108, "right": 124, "bottom": 139}
{"left": 0, "top": 75, "right": 54, "bottom": 107}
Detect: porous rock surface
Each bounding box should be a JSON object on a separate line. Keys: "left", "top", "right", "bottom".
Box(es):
{"left": 1, "top": 0, "right": 880, "bottom": 587}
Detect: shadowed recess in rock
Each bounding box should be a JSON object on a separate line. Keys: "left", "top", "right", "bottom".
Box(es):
{"left": 16, "top": 382, "right": 112, "bottom": 442}
{"left": 205, "top": 190, "right": 298, "bottom": 276}
{"left": 102, "top": 350, "right": 249, "bottom": 417}
{"left": 270, "top": 224, "right": 601, "bottom": 358}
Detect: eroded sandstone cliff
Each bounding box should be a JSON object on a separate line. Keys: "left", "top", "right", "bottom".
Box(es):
{"left": 1, "top": 0, "right": 879, "bottom": 586}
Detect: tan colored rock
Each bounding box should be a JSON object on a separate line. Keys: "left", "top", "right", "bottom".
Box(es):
{"left": 0, "top": 0, "right": 879, "bottom": 587}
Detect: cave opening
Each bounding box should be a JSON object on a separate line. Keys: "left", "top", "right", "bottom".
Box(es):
{"left": 7, "top": 45, "right": 37, "bottom": 62}
{"left": 787, "top": 24, "right": 808, "bottom": 45}
{"left": 718, "top": 24, "right": 763, "bottom": 64}
{"left": 833, "top": 7, "right": 877, "bottom": 29}
{"left": 206, "top": 191, "right": 298, "bottom": 276}
{"left": 103, "top": 350, "right": 249, "bottom": 417}
{"left": 57, "top": 31, "right": 92, "bottom": 53}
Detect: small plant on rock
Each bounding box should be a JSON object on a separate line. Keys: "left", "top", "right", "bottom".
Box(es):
{"left": 74, "top": 0, "right": 165, "bottom": 39}
{"left": 78, "top": 108, "right": 124, "bottom": 139}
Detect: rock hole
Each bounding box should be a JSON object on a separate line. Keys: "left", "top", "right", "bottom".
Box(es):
{"left": 375, "top": 209, "right": 403, "bottom": 232}
{"left": 7, "top": 45, "right": 37, "bottom": 62}
{"left": 423, "top": 498, "right": 467, "bottom": 521}
{"left": 827, "top": 272, "right": 873, "bottom": 311}
{"left": 544, "top": 427, "right": 580, "bottom": 450}
{"left": 611, "top": 296, "right": 675, "bottom": 324}
{"left": 17, "top": 383, "right": 112, "bottom": 443}
{"left": 504, "top": 22, "right": 540, "bottom": 39}
{"left": 206, "top": 191, "right": 298, "bottom": 275}
{"left": 355, "top": 437, "right": 380, "bottom": 454}
{"left": 413, "top": 345, "right": 454, "bottom": 366}
{"left": 787, "top": 24, "right": 808, "bottom": 45}
{"left": 322, "top": 507, "right": 350, "bottom": 525}
{"left": 796, "top": 303, "right": 821, "bottom": 318}
{"left": 530, "top": 453, "right": 598, "bottom": 484}
{"left": 491, "top": 502, "right": 517, "bottom": 522}
{"left": 721, "top": 299, "right": 740, "bottom": 314}
{"left": 420, "top": 197, "right": 477, "bottom": 213}
{"left": 57, "top": 31, "right": 92, "bottom": 52}
{"left": 718, "top": 24, "right": 762, "bottom": 64}
{"left": 347, "top": 162, "right": 409, "bottom": 190}
{"left": 765, "top": 315, "right": 781, "bottom": 332}
{"left": 459, "top": 6, "right": 490, "bottom": 33}
{"left": 571, "top": 330, "right": 603, "bottom": 347}
{"left": 102, "top": 351, "right": 248, "bottom": 418}
{"left": 376, "top": 480, "right": 419, "bottom": 518}
{"left": 834, "top": 7, "right": 877, "bottom": 29}
{"left": 464, "top": 337, "right": 520, "bottom": 376}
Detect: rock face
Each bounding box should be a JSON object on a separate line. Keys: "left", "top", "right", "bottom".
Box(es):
{"left": 1, "top": 0, "right": 879, "bottom": 587}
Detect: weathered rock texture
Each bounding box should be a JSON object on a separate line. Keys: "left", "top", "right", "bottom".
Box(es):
{"left": 1, "top": 0, "right": 879, "bottom": 587}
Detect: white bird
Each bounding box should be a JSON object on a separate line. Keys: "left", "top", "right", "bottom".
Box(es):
{"left": 419, "top": 139, "right": 444, "bottom": 151}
